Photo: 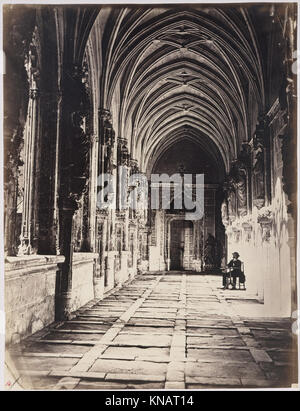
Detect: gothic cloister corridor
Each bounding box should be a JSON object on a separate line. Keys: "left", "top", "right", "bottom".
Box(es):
{"left": 6, "top": 272, "right": 297, "bottom": 390}
{"left": 3, "top": 3, "right": 298, "bottom": 391}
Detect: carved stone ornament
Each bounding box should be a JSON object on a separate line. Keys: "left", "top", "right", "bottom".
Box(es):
{"left": 221, "top": 200, "right": 229, "bottom": 226}
{"left": 118, "top": 137, "right": 130, "bottom": 166}
{"left": 232, "top": 228, "right": 241, "bottom": 243}
{"left": 99, "top": 108, "right": 115, "bottom": 146}
{"left": 257, "top": 208, "right": 273, "bottom": 243}
{"left": 242, "top": 222, "right": 253, "bottom": 242}
{"left": 223, "top": 177, "right": 236, "bottom": 221}
{"left": 232, "top": 161, "right": 247, "bottom": 217}
{"left": 130, "top": 158, "right": 139, "bottom": 174}
{"left": 252, "top": 132, "right": 265, "bottom": 208}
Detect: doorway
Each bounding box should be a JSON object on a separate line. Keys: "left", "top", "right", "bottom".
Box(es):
{"left": 170, "top": 220, "right": 193, "bottom": 270}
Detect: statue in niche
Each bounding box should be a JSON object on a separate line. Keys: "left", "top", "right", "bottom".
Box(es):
{"left": 120, "top": 142, "right": 129, "bottom": 166}
{"left": 100, "top": 110, "right": 115, "bottom": 173}
{"left": 235, "top": 166, "right": 247, "bottom": 216}
{"left": 221, "top": 199, "right": 228, "bottom": 226}
{"left": 204, "top": 233, "right": 217, "bottom": 269}
{"left": 69, "top": 111, "right": 90, "bottom": 201}
{"left": 252, "top": 137, "right": 265, "bottom": 203}
{"left": 105, "top": 129, "right": 115, "bottom": 174}
{"left": 225, "top": 177, "right": 236, "bottom": 220}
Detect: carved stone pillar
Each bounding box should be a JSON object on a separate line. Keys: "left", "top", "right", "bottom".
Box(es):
{"left": 18, "top": 35, "right": 41, "bottom": 255}
{"left": 37, "top": 90, "right": 62, "bottom": 255}
{"left": 117, "top": 137, "right": 130, "bottom": 211}
{"left": 93, "top": 211, "right": 107, "bottom": 299}
{"left": 56, "top": 203, "right": 75, "bottom": 319}
{"left": 80, "top": 184, "right": 91, "bottom": 251}
{"left": 98, "top": 108, "right": 115, "bottom": 175}
{"left": 94, "top": 110, "right": 116, "bottom": 296}
{"left": 89, "top": 134, "right": 99, "bottom": 251}
{"left": 117, "top": 137, "right": 130, "bottom": 166}
{"left": 57, "top": 63, "right": 91, "bottom": 319}
{"left": 3, "top": 5, "right": 36, "bottom": 256}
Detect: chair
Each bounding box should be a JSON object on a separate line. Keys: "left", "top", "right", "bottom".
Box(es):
{"left": 238, "top": 262, "right": 246, "bottom": 290}
{"left": 223, "top": 262, "right": 246, "bottom": 290}
{"left": 237, "top": 272, "right": 246, "bottom": 290}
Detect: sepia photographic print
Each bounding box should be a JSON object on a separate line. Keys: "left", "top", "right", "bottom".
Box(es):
{"left": 1, "top": 0, "right": 299, "bottom": 393}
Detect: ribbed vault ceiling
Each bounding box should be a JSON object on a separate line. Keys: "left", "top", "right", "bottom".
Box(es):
{"left": 89, "top": 6, "right": 266, "bottom": 174}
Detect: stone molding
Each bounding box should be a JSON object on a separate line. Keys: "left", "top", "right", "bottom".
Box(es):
{"left": 5, "top": 255, "right": 65, "bottom": 279}
{"left": 72, "top": 252, "right": 99, "bottom": 266}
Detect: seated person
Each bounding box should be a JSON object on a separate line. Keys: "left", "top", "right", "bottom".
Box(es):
{"left": 222, "top": 252, "right": 243, "bottom": 289}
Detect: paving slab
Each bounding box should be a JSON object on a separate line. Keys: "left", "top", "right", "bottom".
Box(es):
{"left": 186, "top": 376, "right": 241, "bottom": 386}
{"left": 103, "top": 346, "right": 170, "bottom": 358}
{"left": 90, "top": 359, "right": 167, "bottom": 375}
{"left": 185, "top": 360, "right": 266, "bottom": 379}
{"left": 7, "top": 272, "right": 297, "bottom": 390}
{"left": 187, "top": 348, "right": 253, "bottom": 362}
{"left": 11, "top": 356, "right": 79, "bottom": 372}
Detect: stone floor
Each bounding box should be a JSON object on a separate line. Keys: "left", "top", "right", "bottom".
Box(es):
{"left": 5, "top": 273, "right": 298, "bottom": 390}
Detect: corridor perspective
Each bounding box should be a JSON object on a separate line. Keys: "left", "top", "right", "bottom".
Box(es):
{"left": 6, "top": 273, "right": 298, "bottom": 389}
{"left": 3, "top": 3, "right": 298, "bottom": 390}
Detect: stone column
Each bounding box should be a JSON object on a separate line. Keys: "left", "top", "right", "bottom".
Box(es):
{"left": 17, "top": 30, "right": 42, "bottom": 256}
{"left": 98, "top": 109, "right": 116, "bottom": 290}
{"left": 56, "top": 63, "right": 91, "bottom": 319}
{"left": 37, "top": 90, "right": 63, "bottom": 255}
{"left": 56, "top": 203, "right": 76, "bottom": 319}
{"left": 93, "top": 212, "right": 107, "bottom": 299}
{"left": 3, "top": 7, "right": 37, "bottom": 256}
{"left": 18, "top": 88, "right": 40, "bottom": 255}
{"left": 89, "top": 133, "right": 99, "bottom": 249}
{"left": 121, "top": 209, "right": 130, "bottom": 283}
{"left": 116, "top": 140, "right": 130, "bottom": 283}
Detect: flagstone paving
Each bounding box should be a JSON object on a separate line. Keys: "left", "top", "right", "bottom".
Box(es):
{"left": 6, "top": 273, "right": 298, "bottom": 390}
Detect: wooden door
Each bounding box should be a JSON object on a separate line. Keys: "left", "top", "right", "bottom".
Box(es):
{"left": 170, "top": 220, "right": 193, "bottom": 270}
{"left": 170, "top": 220, "right": 183, "bottom": 270}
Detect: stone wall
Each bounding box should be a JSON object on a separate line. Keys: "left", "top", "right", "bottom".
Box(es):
{"left": 226, "top": 183, "right": 293, "bottom": 317}
{"left": 224, "top": 108, "right": 295, "bottom": 317}
{"left": 70, "top": 252, "right": 98, "bottom": 312}
{"left": 4, "top": 255, "right": 64, "bottom": 344}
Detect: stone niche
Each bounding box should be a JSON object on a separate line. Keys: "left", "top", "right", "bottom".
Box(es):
{"left": 5, "top": 255, "right": 65, "bottom": 345}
